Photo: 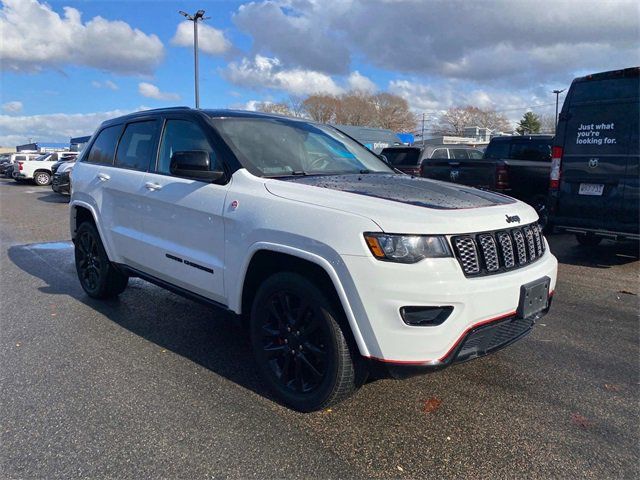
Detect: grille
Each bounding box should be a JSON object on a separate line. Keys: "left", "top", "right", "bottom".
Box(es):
{"left": 454, "top": 316, "right": 534, "bottom": 362}
{"left": 452, "top": 222, "right": 545, "bottom": 277}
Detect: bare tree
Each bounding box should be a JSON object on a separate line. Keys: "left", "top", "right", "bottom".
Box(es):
{"left": 302, "top": 94, "right": 337, "bottom": 123}
{"left": 372, "top": 93, "right": 417, "bottom": 132}
{"left": 301, "top": 91, "right": 416, "bottom": 131}
{"left": 255, "top": 101, "right": 293, "bottom": 116}
{"left": 435, "top": 106, "right": 511, "bottom": 135}
{"left": 539, "top": 114, "right": 556, "bottom": 134}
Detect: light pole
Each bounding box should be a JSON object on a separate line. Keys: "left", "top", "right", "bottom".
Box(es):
{"left": 179, "top": 9, "right": 209, "bottom": 108}
{"left": 553, "top": 89, "right": 565, "bottom": 131}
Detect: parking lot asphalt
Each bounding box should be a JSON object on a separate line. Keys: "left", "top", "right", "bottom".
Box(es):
{"left": 1, "top": 177, "right": 638, "bottom": 479}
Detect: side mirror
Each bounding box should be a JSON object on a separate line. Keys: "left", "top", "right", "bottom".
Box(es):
{"left": 379, "top": 154, "right": 390, "bottom": 165}
{"left": 169, "top": 150, "right": 224, "bottom": 182}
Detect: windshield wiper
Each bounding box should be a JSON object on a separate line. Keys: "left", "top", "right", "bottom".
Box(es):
{"left": 359, "top": 169, "right": 371, "bottom": 174}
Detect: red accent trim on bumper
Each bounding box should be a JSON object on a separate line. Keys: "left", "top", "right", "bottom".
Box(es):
{"left": 365, "top": 310, "right": 517, "bottom": 366}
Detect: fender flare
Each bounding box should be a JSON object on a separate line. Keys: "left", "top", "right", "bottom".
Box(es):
{"left": 69, "top": 200, "right": 115, "bottom": 261}
{"left": 234, "top": 242, "right": 370, "bottom": 357}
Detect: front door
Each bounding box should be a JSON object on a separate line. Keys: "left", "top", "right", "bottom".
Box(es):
{"left": 138, "top": 117, "right": 229, "bottom": 304}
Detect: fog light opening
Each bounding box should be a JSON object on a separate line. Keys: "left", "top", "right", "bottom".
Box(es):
{"left": 400, "top": 306, "right": 453, "bottom": 326}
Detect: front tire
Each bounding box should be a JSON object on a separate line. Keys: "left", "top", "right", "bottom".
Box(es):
{"left": 250, "top": 272, "right": 358, "bottom": 412}
{"left": 34, "top": 171, "right": 51, "bottom": 186}
{"left": 576, "top": 233, "right": 602, "bottom": 247}
{"left": 74, "top": 222, "right": 128, "bottom": 298}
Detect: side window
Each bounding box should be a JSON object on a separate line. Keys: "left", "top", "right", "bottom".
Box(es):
{"left": 115, "top": 121, "right": 159, "bottom": 171}
{"left": 14, "top": 155, "right": 26, "bottom": 161}
{"left": 430, "top": 148, "right": 448, "bottom": 159}
{"left": 469, "top": 150, "right": 484, "bottom": 159}
{"left": 86, "top": 125, "right": 122, "bottom": 165}
{"left": 157, "top": 119, "right": 219, "bottom": 175}
{"left": 451, "top": 149, "right": 470, "bottom": 160}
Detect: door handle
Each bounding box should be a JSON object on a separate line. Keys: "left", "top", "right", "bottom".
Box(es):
{"left": 145, "top": 182, "right": 162, "bottom": 191}
{"left": 97, "top": 173, "right": 110, "bottom": 182}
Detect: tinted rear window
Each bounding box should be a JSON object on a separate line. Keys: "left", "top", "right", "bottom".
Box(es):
{"left": 571, "top": 77, "right": 639, "bottom": 103}
{"left": 484, "top": 140, "right": 510, "bottom": 159}
{"left": 86, "top": 125, "right": 122, "bottom": 165}
{"left": 509, "top": 139, "right": 551, "bottom": 161}
{"left": 115, "top": 121, "right": 159, "bottom": 171}
{"left": 381, "top": 148, "right": 421, "bottom": 166}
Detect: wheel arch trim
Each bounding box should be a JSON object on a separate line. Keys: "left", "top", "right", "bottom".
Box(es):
{"left": 234, "top": 242, "right": 370, "bottom": 357}
{"left": 69, "top": 201, "right": 115, "bottom": 261}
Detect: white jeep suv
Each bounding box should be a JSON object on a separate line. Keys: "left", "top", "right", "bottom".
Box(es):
{"left": 70, "top": 108, "right": 558, "bottom": 411}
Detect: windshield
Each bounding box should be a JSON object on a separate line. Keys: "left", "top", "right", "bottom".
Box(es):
{"left": 213, "top": 117, "right": 394, "bottom": 177}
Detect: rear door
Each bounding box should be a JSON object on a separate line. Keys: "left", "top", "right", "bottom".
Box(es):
{"left": 556, "top": 75, "right": 639, "bottom": 231}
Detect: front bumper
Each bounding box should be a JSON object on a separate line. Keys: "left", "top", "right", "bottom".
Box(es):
{"left": 341, "top": 246, "right": 558, "bottom": 364}
{"left": 52, "top": 172, "right": 70, "bottom": 194}
{"left": 372, "top": 302, "right": 551, "bottom": 378}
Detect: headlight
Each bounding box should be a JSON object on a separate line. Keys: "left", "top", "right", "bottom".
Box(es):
{"left": 363, "top": 233, "right": 452, "bottom": 263}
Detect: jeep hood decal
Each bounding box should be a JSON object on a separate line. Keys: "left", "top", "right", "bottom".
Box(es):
{"left": 276, "top": 174, "right": 515, "bottom": 209}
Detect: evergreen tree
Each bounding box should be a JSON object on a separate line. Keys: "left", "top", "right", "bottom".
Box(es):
{"left": 516, "top": 111, "right": 542, "bottom": 134}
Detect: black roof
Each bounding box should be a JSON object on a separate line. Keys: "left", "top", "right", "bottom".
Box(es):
{"left": 490, "top": 135, "right": 553, "bottom": 142}
{"left": 574, "top": 66, "right": 639, "bottom": 83}
{"left": 99, "top": 107, "right": 313, "bottom": 129}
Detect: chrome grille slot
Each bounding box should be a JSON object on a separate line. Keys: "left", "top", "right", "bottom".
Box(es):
{"left": 523, "top": 226, "right": 537, "bottom": 261}
{"left": 478, "top": 234, "right": 499, "bottom": 272}
{"left": 452, "top": 236, "right": 480, "bottom": 275}
{"left": 512, "top": 229, "right": 527, "bottom": 265}
{"left": 496, "top": 231, "right": 515, "bottom": 269}
{"left": 451, "top": 222, "right": 545, "bottom": 277}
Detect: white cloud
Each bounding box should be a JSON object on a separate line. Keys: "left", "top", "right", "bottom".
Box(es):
{"left": 138, "top": 82, "right": 181, "bottom": 101}
{"left": 2, "top": 101, "right": 23, "bottom": 114}
{"left": 0, "top": 0, "right": 164, "bottom": 75}
{"left": 171, "top": 21, "right": 231, "bottom": 55}
{"left": 347, "top": 71, "right": 377, "bottom": 93}
{"left": 223, "top": 55, "right": 344, "bottom": 96}
{"left": 91, "top": 80, "right": 118, "bottom": 90}
{"left": 233, "top": 0, "right": 639, "bottom": 83}
{"left": 0, "top": 109, "right": 135, "bottom": 145}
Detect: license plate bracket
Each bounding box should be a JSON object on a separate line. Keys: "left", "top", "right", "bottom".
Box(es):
{"left": 517, "top": 276, "right": 550, "bottom": 318}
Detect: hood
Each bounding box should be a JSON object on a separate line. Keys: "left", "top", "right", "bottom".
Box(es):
{"left": 264, "top": 173, "right": 538, "bottom": 234}
{"left": 276, "top": 174, "right": 514, "bottom": 210}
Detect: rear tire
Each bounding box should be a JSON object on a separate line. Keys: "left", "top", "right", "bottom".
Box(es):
{"left": 576, "top": 233, "right": 602, "bottom": 247}
{"left": 250, "top": 272, "right": 358, "bottom": 412}
{"left": 74, "top": 222, "right": 128, "bottom": 298}
{"left": 34, "top": 171, "right": 51, "bottom": 186}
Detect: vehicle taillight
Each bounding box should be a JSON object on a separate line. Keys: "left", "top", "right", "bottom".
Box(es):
{"left": 18, "top": 161, "right": 23, "bottom": 171}
{"left": 550, "top": 146, "right": 563, "bottom": 190}
{"left": 496, "top": 164, "right": 509, "bottom": 190}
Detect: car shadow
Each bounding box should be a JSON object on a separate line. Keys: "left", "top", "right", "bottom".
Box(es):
{"left": 7, "top": 242, "right": 275, "bottom": 404}
{"left": 547, "top": 234, "right": 639, "bottom": 268}
{"left": 37, "top": 192, "right": 70, "bottom": 203}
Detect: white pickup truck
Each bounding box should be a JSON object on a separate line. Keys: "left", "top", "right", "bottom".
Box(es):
{"left": 13, "top": 152, "right": 78, "bottom": 185}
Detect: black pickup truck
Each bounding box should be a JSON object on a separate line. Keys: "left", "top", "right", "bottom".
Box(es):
{"left": 420, "top": 135, "right": 553, "bottom": 224}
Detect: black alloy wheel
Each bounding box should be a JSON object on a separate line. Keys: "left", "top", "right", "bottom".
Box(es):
{"left": 260, "top": 290, "right": 329, "bottom": 394}
{"left": 74, "top": 222, "right": 128, "bottom": 299}
{"left": 250, "top": 272, "right": 357, "bottom": 411}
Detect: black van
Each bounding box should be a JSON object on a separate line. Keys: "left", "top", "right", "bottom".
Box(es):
{"left": 548, "top": 67, "right": 639, "bottom": 245}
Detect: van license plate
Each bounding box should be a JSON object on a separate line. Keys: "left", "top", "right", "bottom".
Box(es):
{"left": 578, "top": 183, "right": 604, "bottom": 196}
{"left": 517, "top": 277, "right": 550, "bottom": 319}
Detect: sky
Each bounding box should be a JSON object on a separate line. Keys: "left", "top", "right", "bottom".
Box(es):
{"left": 1, "top": 0, "right": 638, "bottom": 145}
